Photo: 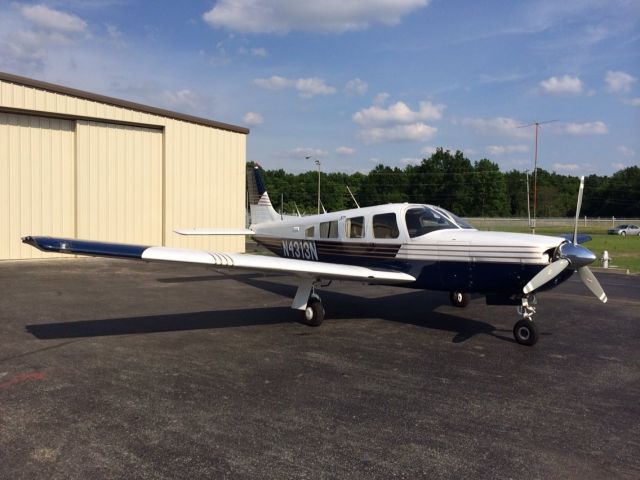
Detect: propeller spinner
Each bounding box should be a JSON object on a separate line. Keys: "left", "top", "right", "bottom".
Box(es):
{"left": 522, "top": 176, "right": 607, "bottom": 303}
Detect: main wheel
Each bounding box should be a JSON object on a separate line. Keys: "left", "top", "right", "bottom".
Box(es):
{"left": 449, "top": 291, "right": 471, "bottom": 308}
{"left": 621, "top": 231, "right": 626, "bottom": 236}
{"left": 302, "top": 296, "right": 325, "bottom": 327}
{"left": 513, "top": 319, "right": 539, "bottom": 346}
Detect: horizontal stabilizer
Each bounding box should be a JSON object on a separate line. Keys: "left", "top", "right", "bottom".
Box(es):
{"left": 174, "top": 228, "right": 254, "bottom": 236}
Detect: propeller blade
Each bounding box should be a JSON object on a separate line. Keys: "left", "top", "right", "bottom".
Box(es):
{"left": 573, "top": 176, "right": 584, "bottom": 244}
{"left": 523, "top": 258, "right": 570, "bottom": 294}
{"left": 578, "top": 267, "right": 608, "bottom": 303}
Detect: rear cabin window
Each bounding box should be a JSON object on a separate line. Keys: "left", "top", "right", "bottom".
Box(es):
{"left": 319, "top": 220, "right": 339, "bottom": 238}
{"left": 305, "top": 226, "right": 315, "bottom": 237}
{"left": 373, "top": 213, "right": 399, "bottom": 239}
{"left": 346, "top": 216, "right": 365, "bottom": 238}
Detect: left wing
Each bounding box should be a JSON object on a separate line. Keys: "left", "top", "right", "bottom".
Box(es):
{"left": 22, "top": 236, "right": 415, "bottom": 284}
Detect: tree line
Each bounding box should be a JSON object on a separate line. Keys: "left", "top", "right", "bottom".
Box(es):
{"left": 255, "top": 148, "right": 640, "bottom": 218}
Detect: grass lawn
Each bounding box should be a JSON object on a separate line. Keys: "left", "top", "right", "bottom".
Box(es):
{"left": 479, "top": 225, "right": 640, "bottom": 273}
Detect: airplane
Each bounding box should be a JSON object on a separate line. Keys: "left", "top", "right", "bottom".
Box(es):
{"left": 23, "top": 166, "right": 607, "bottom": 346}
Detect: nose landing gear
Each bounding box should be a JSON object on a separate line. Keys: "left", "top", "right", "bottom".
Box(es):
{"left": 513, "top": 296, "right": 539, "bottom": 346}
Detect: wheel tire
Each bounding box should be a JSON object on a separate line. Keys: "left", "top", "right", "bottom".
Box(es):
{"left": 449, "top": 291, "right": 471, "bottom": 308}
{"left": 513, "top": 319, "right": 539, "bottom": 346}
{"left": 621, "top": 231, "right": 626, "bottom": 236}
{"left": 302, "top": 297, "right": 324, "bottom": 327}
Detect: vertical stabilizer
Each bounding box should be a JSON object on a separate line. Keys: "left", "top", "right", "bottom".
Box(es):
{"left": 247, "top": 165, "right": 280, "bottom": 225}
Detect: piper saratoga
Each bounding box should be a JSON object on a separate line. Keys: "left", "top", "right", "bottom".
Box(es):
{"left": 24, "top": 167, "right": 606, "bottom": 346}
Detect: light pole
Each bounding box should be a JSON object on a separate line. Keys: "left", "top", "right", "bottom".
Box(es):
{"left": 305, "top": 156, "right": 321, "bottom": 214}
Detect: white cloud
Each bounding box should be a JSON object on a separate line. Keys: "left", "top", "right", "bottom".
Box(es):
{"left": 373, "top": 92, "right": 390, "bottom": 105}
{"left": 359, "top": 123, "right": 437, "bottom": 144}
{"left": 617, "top": 145, "right": 635, "bottom": 157}
{"left": 540, "top": 75, "right": 583, "bottom": 94}
{"left": 21, "top": 4, "right": 87, "bottom": 33}
{"left": 486, "top": 144, "right": 528, "bottom": 155}
{"left": 203, "top": 0, "right": 430, "bottom": 34}
{"left": 251, "top": 47, "right": 268, "bottom": 57}
{"left": 554, "top": 121, "right": 608, "bottom": 135}
{"left": 461, "top": 117, "right": 531, "bottom": 139}
{"left": 553, "top": 163, "right": 580, "bottom": 172}
{"left": 253, "top": 76, "right": 336, "bottom": 97}
{"left": 160, "top": 89, "right": 205, "bottom": 112}
{"left": 286, "top": 147, "right": 329, "bottom": 159}
{"left": 243, "top": 112, "right": 263, "bottom": 126}
{"left": 401, "top": 157, "right": 422, "bottom": 165}
{"left": 605, "top": 70, "right": 636, "bottom": 93}
{"left": 345, "top": 78, "right": 368, "bottom": 96}
{"left": 353, "top": 101, "right": 445, "bottom": 125}
{"left": 625, "top": 98, "right": 640, "bottom": 107}
{"left": 336, "top": 146, "right": 356, "bottom": 155}
{"left": 611, "top": 162, "right": 626, "bottom": 171}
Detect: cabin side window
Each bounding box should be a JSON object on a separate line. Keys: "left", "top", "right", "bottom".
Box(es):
{"left": 305, "top": 226, "right": 315, "bottom": 238}
{"left": 346, "top": 216, "right": 365, "bottom": 238}
{"left": 372, "top": 213, "right": 399, "bottom": 239}
{"left": 319, "top": 220, "right": 339, "bottom": 238}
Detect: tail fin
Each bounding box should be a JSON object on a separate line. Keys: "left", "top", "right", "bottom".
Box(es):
{"left": 247, "top": 165, "right": 280, "bottom": 224}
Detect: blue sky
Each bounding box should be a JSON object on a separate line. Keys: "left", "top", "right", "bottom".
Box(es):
{"left": 1, "top": 0, "right": 638, "bottom": 175}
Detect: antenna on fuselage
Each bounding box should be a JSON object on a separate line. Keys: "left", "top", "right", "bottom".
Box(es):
{"left": 293, "top": 202, "right": 301, "bottom": 217}
{"left": 346, "top": 185, "right": 360, "bottom": 209}
{"left": 320, "top": 202, "right": 327, "bottom": 214}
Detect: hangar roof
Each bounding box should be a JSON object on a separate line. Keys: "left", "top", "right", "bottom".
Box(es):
{"left": 0, "top": 71, "right": 249, "bottom": 135}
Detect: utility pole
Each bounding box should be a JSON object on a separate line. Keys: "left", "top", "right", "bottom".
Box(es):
{"left": 518, "top": 120, "right": 557, "bottom": 235}
{"left": 305, "top": 156, "right": 321, "bottom": 214}
{"left": 525, "top": 169, "right": 531, "bottom": 230}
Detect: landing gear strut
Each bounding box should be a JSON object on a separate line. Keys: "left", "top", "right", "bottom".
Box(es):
{"left": 513, "top": 296, "right": 539, "bottom": 346}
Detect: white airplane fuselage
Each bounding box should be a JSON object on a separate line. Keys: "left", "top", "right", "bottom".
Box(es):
{"left": 251, "top": 202, "right": 570, "bottom": 298}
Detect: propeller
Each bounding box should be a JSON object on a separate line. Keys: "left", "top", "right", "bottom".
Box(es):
{"left": 522, "top": 176, "right": 607, "bottom": 303}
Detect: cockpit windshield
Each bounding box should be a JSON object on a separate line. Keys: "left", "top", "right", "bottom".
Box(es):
{"left": 432, "top": 206, "right": 474, "bottom": 229}
{"left": 405, "top": 206, "right": 474, "bottom": 238}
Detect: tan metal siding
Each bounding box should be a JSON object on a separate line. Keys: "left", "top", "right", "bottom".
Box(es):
{"left": 1, "top": 76, "right": 246, "bottom": 259}
{"left": 163, "top": 121, "right": 245, "bottom": 252}
{"left": 76, "top": 121, "right": 163, "bottom": 244}
{"left": 0, "top": 112, "right": 75, "bottom": 259}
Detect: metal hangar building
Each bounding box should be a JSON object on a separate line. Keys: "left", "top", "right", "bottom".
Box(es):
{"left": 0, "top": 72, "right": 249, "bottom": 260}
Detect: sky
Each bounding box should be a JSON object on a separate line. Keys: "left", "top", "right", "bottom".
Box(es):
{"left": 0, "top": 0, "right": 638, "bottom": 176}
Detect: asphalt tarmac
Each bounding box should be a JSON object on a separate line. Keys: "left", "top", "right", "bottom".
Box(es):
{"left": 1, "top": 258, "right": 639, "bottom": 479}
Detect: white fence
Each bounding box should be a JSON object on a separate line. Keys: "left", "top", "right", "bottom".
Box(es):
{"left": 466, "top": 217, "right": 640, "bottom": 229}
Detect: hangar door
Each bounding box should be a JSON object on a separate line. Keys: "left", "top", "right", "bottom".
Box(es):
{"left": 0, "top": 112, "right": 75, "bottom": 259}
{"left": 76, "top": 121, "right": 163, "bottom": 245}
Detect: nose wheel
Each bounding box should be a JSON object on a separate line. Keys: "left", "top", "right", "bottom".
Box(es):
{"left": 514, "top": 296, "right": 539, "bottom": 346}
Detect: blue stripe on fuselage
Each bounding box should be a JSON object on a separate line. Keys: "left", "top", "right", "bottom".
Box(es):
{"left": 22, "top": 236, "right": 149, "bottom": 259}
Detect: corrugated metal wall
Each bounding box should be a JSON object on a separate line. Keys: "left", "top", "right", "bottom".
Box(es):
{"left": 0, "top": 76, "right": 246, "bottom": 260}
{"left": 0, "top": 112, "right": 75, "bottom": 259}
{"left": 76, "top": 121, "right": 163, "bottom": 244}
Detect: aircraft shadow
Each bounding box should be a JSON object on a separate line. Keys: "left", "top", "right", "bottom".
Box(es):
{"left": 26, "top": 274, "right": 514, "bottom": 344}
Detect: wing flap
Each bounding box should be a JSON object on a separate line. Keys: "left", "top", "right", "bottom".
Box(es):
{"left": 23, "top": 236, "right": 415, "bottom": 284}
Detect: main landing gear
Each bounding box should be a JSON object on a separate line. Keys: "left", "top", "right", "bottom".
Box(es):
{"left": 303, "top": 293, "right": 325, "bottom": 326}
{"left": 513, "top": 295, "right": 539, "bottom": 346}
{"left": 449, "top": 291, "right": 471, "bottom": 308}
{"left": 293, "top": 279, "right": 325, "bottom": 327}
